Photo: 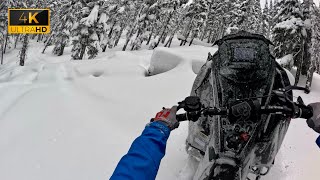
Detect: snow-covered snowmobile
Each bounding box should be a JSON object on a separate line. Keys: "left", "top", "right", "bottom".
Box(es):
{"left": 175, "top": 32, "right": 314, "bottom": 180}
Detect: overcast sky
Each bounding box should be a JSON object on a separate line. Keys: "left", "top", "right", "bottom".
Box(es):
{"left": 260, "top": 0, "right": 320, "bottom": 8}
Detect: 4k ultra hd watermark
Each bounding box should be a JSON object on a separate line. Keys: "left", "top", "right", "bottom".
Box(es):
{"left": 8, "top": 9, "right": 50, "bottom": 34}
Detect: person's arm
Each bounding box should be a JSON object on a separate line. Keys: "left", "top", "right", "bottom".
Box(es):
{"left": 110, "top": 107, "right": 179, "bottom": 180}
{"left": 110, "top": 122, "right": 170, "bottom": 180}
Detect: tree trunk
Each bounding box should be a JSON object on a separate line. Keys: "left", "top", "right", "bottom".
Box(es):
{"left": 168, "top": 37, "right": 173, "bottom": 48}
{"left": 3, "top": 33, "right": 8, "bottom": 54}
{"left": 301, "top": 0, "right": 312, "bottom": 76}
{"left": 122, "top": 38, "right": 130, "bottom": 51}
{"left": 58, "top": 43, "right": 66, "bottom": 56}
{"left": 102, "top": 45, "right": 107, "bottom": 52}
{"left": 161, "top": 33, "right": 167, "bottom": 44}
{"left": 156, "top": 13, "right": 173, "bottom": 48}
{"left": 115, "top": 24, "right": 125, "bottom": 47}
{"left": 108, "top": 21, "right": 116, "bottom": 38}
{"left": 1, "top": 44, "right": 4, "bottom": 65}
{"left": 294, "top": 39, "right": 305, "bottom": 86}
{"left": 78, "top": 36, "right": 88, "bottom": 60}
{"left": 146, "top": 27, "right": 154, "bottom": 45}
{"left": 207, "top": 30, "right": 212, "bottom": 43}
{"left": 304, "top": 0, "right": 314, "bottom": 91}
{"left": 37, "top": 34, "right": 42, "bottom": 42}
{"left": 79, "top": 44, "right": 86, "bottom": 60}
{"left": 42, "top": 34, "right": 53, "bottom": 53}
{"left": 189, "top": 37, "right": 194, "bottom": 46}
{"left": 165, "top": 28, "right": 178, "bottom": 48}
{"left": 131, "top": 29, "right": 142, "bottom": 50}
{"left": 183, "top": 29, "right": 192, "bottom": 46}
{"left": 305, "top": 60, "right": 315, "bottom": 92}
{"left": 200, "top": 25, "right": 208, "bottom": 41}
{"left": 164, "top": 36, "right": 172, "bottom": 47}
{"left": 156, "top": 31, "right": 166, "bottom": 47}
{"left": 20, "top": 35, "right": 29, "bottom": 66}
{"left": 180, "top": 40, "right": 184, "bottom": 46}
{"left": 14, "top": 35, "right": 20, "bottom": 48}
{"left": 122, "top": 6, "right": 143, "bottom": 51}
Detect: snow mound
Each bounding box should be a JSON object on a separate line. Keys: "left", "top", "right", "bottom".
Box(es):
{"left": 74, "top": 63, "right": 108, "bottom": 78}
{"left": 277, "top": 54, "right": 293, "bottom": 70}
{"left": 147, "top": 46, "right": 215, "bottom": 76}
{"left": 192, "top": 60, "right": 205, "bottom": 75}
{"left": 148, "top": 47, "right": 184, "bottom": 76}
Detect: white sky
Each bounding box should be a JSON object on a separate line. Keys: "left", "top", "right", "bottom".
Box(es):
{"left": 261, "top": 0, "right": 320, "bottom": 8}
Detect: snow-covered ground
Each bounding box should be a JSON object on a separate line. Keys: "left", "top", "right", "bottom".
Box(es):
{"left": 0, "top": 40, "right": 319, "bottom": 180}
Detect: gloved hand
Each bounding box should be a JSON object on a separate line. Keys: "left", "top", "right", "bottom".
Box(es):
{"left": 306, "top": 102, "right": 320, "bottom": 133}
{"left": 151, "top": 106, "right": 179, "bottom": 130}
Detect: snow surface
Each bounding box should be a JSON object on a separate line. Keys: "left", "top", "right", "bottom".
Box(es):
{"left": 0, "top": 40, "right": 319, "bottom": 180}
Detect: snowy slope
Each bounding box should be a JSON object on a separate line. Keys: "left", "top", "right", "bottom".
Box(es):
{"left": 0, "top": 41, "right": 319, "bottom": 180}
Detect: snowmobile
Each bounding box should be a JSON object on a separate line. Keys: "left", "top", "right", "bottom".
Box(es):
{"left": 175, "top": 32, "right": 314, "bottom": 180}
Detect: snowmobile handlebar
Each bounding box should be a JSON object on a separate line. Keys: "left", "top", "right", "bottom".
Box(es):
{"left": 176, "top": 86, "right": 314, "bottom": 122}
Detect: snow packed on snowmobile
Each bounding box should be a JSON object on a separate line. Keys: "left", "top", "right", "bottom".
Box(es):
{"left": 175, "top": 31, "right": 314, "bottom": 180}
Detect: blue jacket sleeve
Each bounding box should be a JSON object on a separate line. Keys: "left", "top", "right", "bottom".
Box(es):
{"left": 110, "top": 121, "right": 171, "bottom": 180}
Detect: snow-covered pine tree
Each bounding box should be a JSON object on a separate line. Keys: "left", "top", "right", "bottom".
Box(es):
{"left": 50, "top": 0, "right": 76, "bottom": 56}
{"left": 0, "top": 0, "right": 18, "bottom": 62}
{"left": 43, "top": 0, "right": 70, "bottom": 52}
{"left": 152, "top": 0, "right": 185, "bottom": 49}
{"left": 18, "top": 0, "right": 30, "bottom": 66}
{"left": 205, "top": 0, "right": 232, "bottom": 42}
{"left": 153, "top": 0, "right": 172, "bottom": 48}
{"left": 225, "top": 0, "right": 247, "bottom": 34}
{"left": 305, "top": 1, "right": 320, "bottom": 90}
{"left": 199, "top": 0, "right": 213, "bottom": 41}
{"left": 272, "top": 0, "right": 305, "bottom": 84}
{"left": 189, "top": 0, "right": 208, "bottom": 45}
{"left": 122, "top": 1, "right": 143, "bottom": 51}
{"left": 301, "top": 0, "right": 312, "bottom": 76}
{"left": 270, "top": 0, "right": 282, "bottom": 36}
{"left": 245, "top": 0, "right": 263, "bottom": 34}
{"left": 71, "top": 0, "right": 101, "bottom": 60}
{"left": 98, "top": 0, "right": 120, "bottom": 52}
{"left": 262, "top": 1, "right": 271, "bottom": 38}
{"left": 113, "top": 0, "right": 134, "bottom": 47}
{"left": 313, "top": 6, "right": 320, "bottom": 74}
{"left": 179, "top": 0, "right": 207, "bottom": 46}
{"left": 131, "top": 0, "right": 158, "bottom": 51}
{"left": 164, "top": 1, "right": 189, "bottom": 48}
{"left": 227, "top": 0, "right": 262, "bottom": 34}
{"left": 0, "top": 0, "right": 7, "bottom": 65}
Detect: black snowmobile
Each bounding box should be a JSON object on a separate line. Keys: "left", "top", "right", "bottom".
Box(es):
{"left": 175, "top": 32, "right": 313, "bottom": 180}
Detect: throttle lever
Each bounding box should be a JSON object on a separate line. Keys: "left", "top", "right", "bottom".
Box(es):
{"left": 297, "top": 96, "right": 305, "bottom": 106}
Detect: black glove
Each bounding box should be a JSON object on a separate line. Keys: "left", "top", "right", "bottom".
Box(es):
{"left": 306, "top": 102, "right": 320, "bottom": 133}
{"left": 151, "top": 106, "right": 179, "bottom": 130}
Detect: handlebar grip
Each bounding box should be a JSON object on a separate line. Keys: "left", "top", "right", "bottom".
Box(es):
{"left": 299, "top": 105, "right": 313, "bottom": 119}
{"left": 176, "top": 113, "right": 188, "bottom": 122}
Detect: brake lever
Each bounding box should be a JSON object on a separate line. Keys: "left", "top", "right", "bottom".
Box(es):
{"left": 283, "top": 85, "right": 310, "bottom": 93}
{"left": 297, "top": 96, "right": 305, "bottom": 106}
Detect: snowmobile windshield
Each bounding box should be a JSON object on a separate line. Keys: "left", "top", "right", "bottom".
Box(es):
{"left": 217, "top": 39, "right": 275, "bottom": 85}
{"left": 233, "top": 47, "right": 256, "bottom": 63}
